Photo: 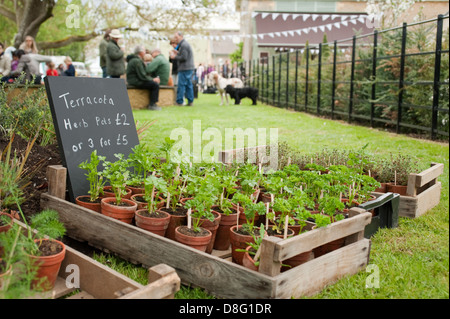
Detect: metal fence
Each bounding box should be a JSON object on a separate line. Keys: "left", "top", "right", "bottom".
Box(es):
{"left": 243, "top": 15, "right": 449, "bottom": 141}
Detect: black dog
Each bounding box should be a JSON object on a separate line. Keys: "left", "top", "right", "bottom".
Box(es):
{"left": 225, "top": 85, "right": 258, "bottom": 105}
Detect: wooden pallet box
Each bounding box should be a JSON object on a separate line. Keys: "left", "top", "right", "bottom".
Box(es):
{"left": 41, "top": 166, "right": 372, "bottom": 299}
{"left": 14, "top": 221, "right": 180, "bottom": 299}
{"left": 372, "top": 163, "right": 444, "bottom": 218}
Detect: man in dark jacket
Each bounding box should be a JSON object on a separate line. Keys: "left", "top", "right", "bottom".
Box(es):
{"left": 106, "top": 29, "right": 125, "bottom": 78}
{"left": 126, "top": 45, "right": 161, "bottom": 110}
{"left": 169, "top": 31, "right": 195, "bottom": 106}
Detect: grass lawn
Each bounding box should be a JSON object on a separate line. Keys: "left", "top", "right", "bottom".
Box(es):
{"left": 94, "top": 92, "right": 449, "bottom": 299}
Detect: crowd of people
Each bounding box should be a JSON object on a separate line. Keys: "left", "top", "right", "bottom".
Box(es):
{"left": 0, "top": 36, "right": 76, "bottom": 84}
{"left": 1, "top": 30, "right": 247, "bottom": 111}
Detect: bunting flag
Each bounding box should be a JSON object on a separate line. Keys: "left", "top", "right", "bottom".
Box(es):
{"left": 139, "top": 12, "right": 369, "bottom": 42}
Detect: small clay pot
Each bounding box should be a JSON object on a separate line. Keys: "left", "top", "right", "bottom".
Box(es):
{"left": 101, "top": 197, "right": 137, "bottom": 224}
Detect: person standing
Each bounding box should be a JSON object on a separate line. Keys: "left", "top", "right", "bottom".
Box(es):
{"left": 222, "top": 59, "right": 231, "bottom": 78}
{"left": 168, "top": 38, "right": 179, "bottom": 86}
{"left": 126, "top": 45, "right": 161, "bottom": 111}
{"left": 19, "top": 35, "right": 38, "bottom": 54}
{"left": 169, "top": 31, "right": 195, "bottom": 106}
{"left": 99, "top": 29, "right": 110, "bottom": 78}
{"left": 63, "top": 56, "right": 75, "bottom": 76}
{"left": 196, "top": 63, "right": 205, "bottom": 93}
{"left": 106, "top": 29, "right": 125, "bottom": 79}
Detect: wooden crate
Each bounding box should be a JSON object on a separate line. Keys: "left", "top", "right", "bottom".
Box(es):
{"left": 218, "top": 147, "right": 444, "bottom": 219}
{"left": 40, "top": 165, "right": 372, "bottom": 299}
{"left": 14, "top": 221, "right": 180, "bottom": 299}
{"left": 372, "top": 163, "right": 444, "bottom": 218}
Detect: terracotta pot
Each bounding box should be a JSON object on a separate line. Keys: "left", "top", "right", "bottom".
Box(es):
{"left": 159, "top": 207, "right": 187, "bottom": 241}
{"left": 213, "top": 209, "right": 238, "bottom": 251}
{"left": 135, "top": 209, "right": 170, "bottom": 236}
{"left": 101, "top": 197, "right": 137, "bottom": 224}
{"left": 130, "top": 194, "right": 148, "bottom": 210}
{"left": 282, "top": 250, "right": 314, "bottom": 272}
{"left": 242, "top": 246, "right": 259, "bottom": 272}
{"left": 193, "top": 211, "right": 221, "bottom": 254}
{"left": 102, "top": 186, "right": 132, "bottom": 199}
{"left": 313, "top": 237, "right": 345, "bottom": 258}
{"left": 0, "top": 212, "right": 14, "bottom": 233}
{"left": 288, "top": 220, "right": 316, "bottom": 236}
{"left": 374, "top": 182, "right": 390, "bottom": 193}
{"left": 29, "top": 239, "right": 66, "bottom": 291}
{"left": 229, "top": 225, "right": 257, "bottom": 265}
{"left": 387, "top": 184, "right": 408, "bottom": 196}
{"left": 258, "top": 192, "right": 272, "bottom": 203}
{"left": 127, "top": 184, "right": 145, "bottom": 195}
{"left": 75, "top": 195, "right": 102, "bottom": 213}
{"left": 175, "top": 225, "right": 212, "bottom": 252}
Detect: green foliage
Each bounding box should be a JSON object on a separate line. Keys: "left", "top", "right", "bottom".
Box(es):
{"left": 78, "top": 150, "right": 106, "bottom": 201}
{"left": 101, "top": 153, "right": 130, "bottom": 204}
{"left": 229, "top": 42, "right": 244, "bottom": 64}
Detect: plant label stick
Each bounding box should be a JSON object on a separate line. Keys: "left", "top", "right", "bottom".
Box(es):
{"left": 187, "top": 208, "right": 191, "bottom": 229}
{"left": 236, "top": 203, "right": 240, "bottom": 226}
{"left": 265, "top": 203, "right": 269, "bottom": 229}
{"left": 284, "top": 215, "right": 289, "bottom": 239}
{"left": 166, "top": 192, "right": 170, "bottom": 209}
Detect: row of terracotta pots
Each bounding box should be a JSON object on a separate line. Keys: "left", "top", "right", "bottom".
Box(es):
{"left": 375, "top": 182, "right": 408, "bottom": 195}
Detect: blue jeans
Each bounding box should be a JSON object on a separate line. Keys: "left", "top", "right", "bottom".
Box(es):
{"left": 176, "top": 70, "right": 194, "bottom": 104}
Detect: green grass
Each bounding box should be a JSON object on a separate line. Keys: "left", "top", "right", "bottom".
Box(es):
{"left": 94, "top": 93, "right": 449, "bottom": 299}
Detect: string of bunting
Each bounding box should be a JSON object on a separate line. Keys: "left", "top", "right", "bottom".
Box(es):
{"left": 136, "top": 12, "right": 369, "bottom": 42}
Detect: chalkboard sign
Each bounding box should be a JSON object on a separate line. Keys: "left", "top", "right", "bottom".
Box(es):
{"left": 45, "top": 77, "right": 139, "bottom": 203}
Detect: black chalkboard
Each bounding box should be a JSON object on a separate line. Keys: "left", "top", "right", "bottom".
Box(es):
{"left": 45, "top": 77, "right": 139, "bottom": 202}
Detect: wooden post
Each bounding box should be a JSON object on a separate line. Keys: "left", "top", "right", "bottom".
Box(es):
{"left": 258, "top": 236, "right": 282, "bottom": 276}
{"left": 147, "top": 264, "right": 180, "bottom": 299}
{"left": 47, "top": 165, "right": 67, "bottom": 200}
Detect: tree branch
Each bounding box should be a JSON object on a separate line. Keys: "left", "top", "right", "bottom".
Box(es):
{"left": 23, "top": 0, "right": 55, "bottom": 38}
{"left": 0, "top": 3, "right": 16, "bottom": 21}
{"left": 37, "top": 26, "right": 138, "bottom": 50}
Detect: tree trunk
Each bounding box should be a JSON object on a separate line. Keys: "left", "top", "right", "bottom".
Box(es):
{"left": 12, "top": 0, "right": 56, "bottom": 48}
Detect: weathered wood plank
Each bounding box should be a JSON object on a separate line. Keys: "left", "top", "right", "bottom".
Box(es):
{"left": 59, "top": 244, "right": 143, "bottom": 299}
{"left": 41, "top": 193, "right": 277, "bottom": 299}
{"left": 119, "top": 269, "right": 180, "bottom": 299}
{"left": 47, "top": 165, "right": 67, "bottom": 200}
{"left": 273, "top": 209, "right": 372, "bottom": 262}
{"left": 415, "top": 163, "right": 444, "bottom": 188}
{"left": 274, "top": 239, "right": 371, "bottom": 298}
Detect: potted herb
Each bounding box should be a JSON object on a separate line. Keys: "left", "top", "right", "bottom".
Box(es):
{"left": 178, "top": 178, "right": 220, "bottom": 253}
{"left": 135, "top": 175, "right": 170, "bottom": 236}
{"left": 229, "top": 193, "right": 266, "bottom": 265}
{"left": 76, "top": 150, "right": 106, "bottom": 213}
{"left": 100, "top": 153, "right": 137, "bottom": 224}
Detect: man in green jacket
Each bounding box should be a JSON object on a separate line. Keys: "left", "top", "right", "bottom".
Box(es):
{"left": 126, "top": 45, "right": 161, "bottom": 110}
{"left": 99, "top": 30, "right": 110, "bottom": 78}
{"left": 146, "top": 48, "right": 170, "bottom": 86}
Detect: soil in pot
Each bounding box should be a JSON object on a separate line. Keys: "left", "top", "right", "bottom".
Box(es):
{"left": 102, "top": 186, "right": 133, "bottom": 199}
{"left": 101, "top": 197, "right": 137, "bottom": 224}
{"left": 75, "top": 195, "right": 102, "bottom": 213}
{"left": 213, "top": 207, "right": 238, "bottom": 251}
{"left": 29, "top": 239, "right": 66, "bottom": 291}
{"left": 175, "top": 225, "right": 212, "bottom": 252}
{"left": 229, "top": 225, "right": 260, "bottom": 265}
{"left": 135, "top": 209, "right": 170, "bottom": 236}
{"left": 159, "top": 206, "right": 187, "bottom": 241}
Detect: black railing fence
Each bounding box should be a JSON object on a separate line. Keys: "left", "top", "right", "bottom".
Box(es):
{"left": 241, "top": 15, "right": 449, "bottom": 141}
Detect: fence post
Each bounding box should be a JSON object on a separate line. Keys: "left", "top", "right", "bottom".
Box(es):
{"left": 370, "top": 31, "right": 378, "bottom": 128}
{"left": 397, "top": 22, "right": 407, "bottom": 134}
{"left": 278, "top": 53, "right": 282, "bottom": 107}
{"left": 305, "top": 45, "right": 309, "bottom": 111}
{"left": 317, "top": 43, "right": 322, "bottom": 115}
{"left": 266, "top": 56, "right": 270, "bottom": 102}
{"left": 349, "top": 36, "right": 356, "bottom": 123}
{"left": 331, "top": 41, "right": 337, "bottom": 120}
{"left": 431, "top": 14, "right": 443, "bottom": 140}
{"left": 257, "top": 58, "right": 260, "bottom": 93}
{"left": 286, "top": 51, "right": 290, "bottom": 108}
{"left": 272, "top": 55, "right": 276, "bottom": 105}
{"left": 294, "top": 50, "right": 299, "bottom": 111}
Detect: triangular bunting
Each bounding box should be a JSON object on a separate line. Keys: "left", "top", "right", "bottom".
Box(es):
{"left": 302, "top": 14, "right": 310, "bottom": 21}
{"left": 271, "top": 13, "right": 279, "bottom": 20}
{"left": 282, "top": 13, "right": 290, "bottom": 21}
